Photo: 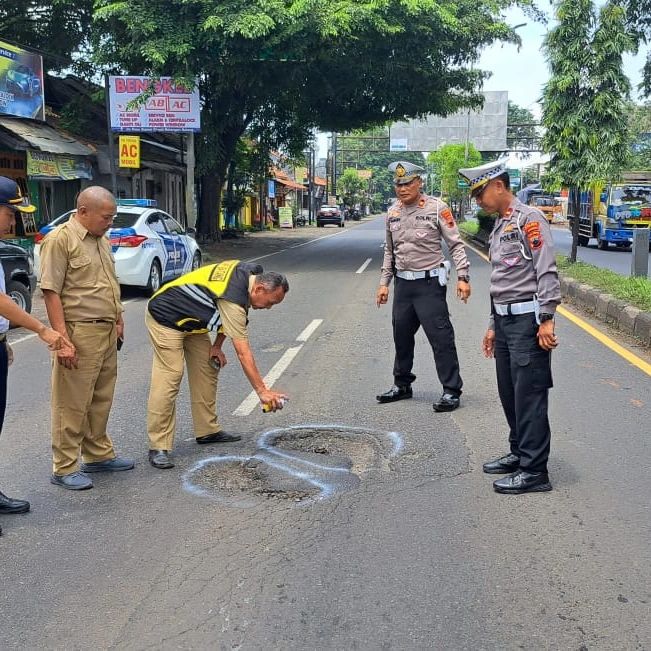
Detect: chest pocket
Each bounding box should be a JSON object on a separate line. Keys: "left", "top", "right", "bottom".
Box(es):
{"left": 68, "top": 254, "right": 96, "bottom": 287}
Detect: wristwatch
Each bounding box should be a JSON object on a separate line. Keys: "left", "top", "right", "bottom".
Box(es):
{"left": 458, "top": 275, "right": 470, "bottom": 283}
{"left": 539, "top": 313, "right": 554, "bottom": 322}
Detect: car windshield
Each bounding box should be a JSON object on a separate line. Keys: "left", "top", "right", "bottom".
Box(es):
{"left": 112, "top": 212, "right": 140, "bottom": 228}
{"left": 610, "top": 185, "right": 651, "bottom": 205}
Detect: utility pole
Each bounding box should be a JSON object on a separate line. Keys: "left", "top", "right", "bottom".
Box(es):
{"left": 185, "top": 132, "right": 197, "bottom": 229}
{"left": 104, "top": 75, "right": 118, "bottom": 196}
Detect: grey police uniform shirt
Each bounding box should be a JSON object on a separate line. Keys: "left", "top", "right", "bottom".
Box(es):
{"left": 487, "top": 197, "right": 561, "bottom": 330}
{"left": 380, "top": 195, "right": 470, "bottom": 286}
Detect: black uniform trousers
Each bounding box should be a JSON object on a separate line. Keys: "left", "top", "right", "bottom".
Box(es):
{"left": 494, "top": 313, "right": 553, "bottom": 473}
{"left": 0, "top": 341, "right": 7, "bottom": 434}
{"left": 392, "top": 276, "right": 463, "bottom": 396}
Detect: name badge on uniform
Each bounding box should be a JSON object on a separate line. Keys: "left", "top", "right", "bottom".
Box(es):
{"left": 389, "top": 217, "right": 401, "bottom": 231}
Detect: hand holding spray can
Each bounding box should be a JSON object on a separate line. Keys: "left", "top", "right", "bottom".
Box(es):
{"left": 262, "top": 397, "right": 288, "bottom": 413}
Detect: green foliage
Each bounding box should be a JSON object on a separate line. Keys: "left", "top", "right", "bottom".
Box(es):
{"left": 625, "top": 102, "right": 651, "bottom": 170}
{"left": 622, "top": 0, "right": 651, "bottom": 96}
{"left": 92, "top": 0, "right": 535, "bottom": 234}
{"left": 0, "top": 1, "right": 94, "bottom": 73}
{"left": 476, "top": 209, "right": 498, "bottom": 234}
{"left": 337, "top": 168, "right": 367, "bottom": 206}
{"left": 507, "top": 101, "right": 537, "bottom": 149}
{"left": 557, "top": 256, "right": 651, "bottom": 311}
{"left": 427, "top": 143, "right": 482, "bottom": 204}
{"left": 458, "top": 220, "right": 479, "bottom": 235}
{"left": 541, "top": 0, "right": 634, "bottom": 190}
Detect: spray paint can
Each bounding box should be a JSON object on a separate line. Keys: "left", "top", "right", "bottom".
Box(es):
{"left": 262, "top": 398, "right": 287, "bottom": 413}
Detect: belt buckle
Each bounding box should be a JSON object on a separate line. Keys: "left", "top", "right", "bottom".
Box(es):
{"left": 404, "top": 271, "right": 415, "bottom": 280}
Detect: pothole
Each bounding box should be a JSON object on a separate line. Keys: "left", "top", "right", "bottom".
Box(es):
{"left": 183, "top": 425, "right": 403, "bottom": 507}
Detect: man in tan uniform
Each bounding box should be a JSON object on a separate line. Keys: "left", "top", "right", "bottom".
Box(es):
{"left": 145, "top": 260, "right": 289, "bottom": 469}
{"left": 40, "top": 186, "right": 134, "bottom": 490}
{"left": 376, "top": 161, "right": 471, "bottom": 412}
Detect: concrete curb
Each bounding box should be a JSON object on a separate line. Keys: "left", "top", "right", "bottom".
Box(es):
{"left": 461, "top": 231, "right": 651, "bottom": 349}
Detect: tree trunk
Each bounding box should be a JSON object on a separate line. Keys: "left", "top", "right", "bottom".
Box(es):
{"left": 198, "top": 171, "right": 223, "bottom": 241}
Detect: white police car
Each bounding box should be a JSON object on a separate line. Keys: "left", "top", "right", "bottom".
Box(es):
{"left": 34, "top": 199, "right": 201, "bottom": 294}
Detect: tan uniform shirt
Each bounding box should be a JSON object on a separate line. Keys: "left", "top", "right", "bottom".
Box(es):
{"left": 380, "top": 195, "right": 470, "bottom": 286}
{"left": 215, "top": 275, "right": 254, "bottom": 340}
{"left": 487, "top": 197, "right": 561, "bottom": 329}
{"left": 40, "top": 217, "right": 123, "bottom": 322}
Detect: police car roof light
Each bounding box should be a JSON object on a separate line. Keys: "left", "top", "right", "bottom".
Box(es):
{"left": 117, "top": 198, "right": 157, "bottom": 207}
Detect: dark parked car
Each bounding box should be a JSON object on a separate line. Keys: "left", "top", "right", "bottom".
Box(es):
{"left": 317, "top": 205, "right": 344, "bottom": 228}
{"left": 0, "top": 241, "right": 36, "bottom": 313}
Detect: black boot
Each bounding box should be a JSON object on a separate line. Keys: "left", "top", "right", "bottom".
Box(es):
{"left": 432, "top": 393, "right": 460, "bottom": 412}
{"left": 376, "top": 385, "right": 413, "bottom": 403}
{"left": 493, "top": 470, "right": 552, "bottom": 494}
{"left": 0, "top": 490, "right": 30, "bottom": 514}
{"left": 483, "top": 453, "right": 520, "bottom": 474}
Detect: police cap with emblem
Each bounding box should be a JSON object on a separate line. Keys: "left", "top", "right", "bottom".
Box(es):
{"left": 388, "top": 161, "right": 425, "bottom": 185}
{"left": 458, "top": 157, "right": 509, "bottom": 197}
{"left": 0, "top": 176, "right": 36, "bottom": 213}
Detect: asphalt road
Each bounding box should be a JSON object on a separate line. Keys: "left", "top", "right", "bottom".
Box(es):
{"left": 551, "top": 225, "right": 651, "bottom": 277}
{"left": 1, "top": 218, "right": 650, "bottom": 650}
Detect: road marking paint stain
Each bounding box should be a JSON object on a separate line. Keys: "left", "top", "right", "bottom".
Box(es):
{"left": 182, "top": 424, "right": 404, "bottom": 505}
{"left": 356, "top": 258, "right": 372, "bottom": 274}
{"left": 464, "top": 241, "right": 651, "bottom": 378}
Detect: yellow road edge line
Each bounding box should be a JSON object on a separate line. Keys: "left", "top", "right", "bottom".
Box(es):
{"left": 464, "top": 240, "right": 651, "bottom": 378}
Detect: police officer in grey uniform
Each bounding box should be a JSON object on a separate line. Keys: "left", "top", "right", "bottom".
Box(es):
{"left": 376, "top": 161, "right": 471, "bottom": 412}
{"left": 459, "top": 158, "right": 561, "bottom": 494}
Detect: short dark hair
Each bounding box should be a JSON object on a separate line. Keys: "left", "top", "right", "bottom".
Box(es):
{"left": 496, "top": 172, "right": 510, "bottom": 190}
{"left": 255, "top": 271, "right": 289, "bottom": 293}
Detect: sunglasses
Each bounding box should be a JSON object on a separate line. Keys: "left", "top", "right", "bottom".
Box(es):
{"left": 471, "top": 182, "right": 489, "bottom": 200}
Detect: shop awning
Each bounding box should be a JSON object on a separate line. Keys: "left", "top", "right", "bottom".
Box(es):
{"left": 0, "top": 117, "right": 93, "bottom": 156}
{"left": 275, "top": 177, "right": 305, "bottom": 191}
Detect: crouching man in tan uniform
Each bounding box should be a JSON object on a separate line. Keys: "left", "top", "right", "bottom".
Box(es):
{"left": 145, "top": 259, "right": 289, "bottom": 469}
{"left": 40, "top": 187, "right": 134, "bottom": 491}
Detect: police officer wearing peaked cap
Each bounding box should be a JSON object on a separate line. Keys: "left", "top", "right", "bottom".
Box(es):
{"left": 376, "top": 161, "right": 471, "bottom": 412}
{"left": 459, "top": 158, "right": 561, "bottom": 494}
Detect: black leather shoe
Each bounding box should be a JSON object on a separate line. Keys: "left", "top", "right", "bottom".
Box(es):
{"left": 148, "top": 450, "right": 174, "bottom": 469}
{"left": 0, "top": 490, "right": 30, "bottom": 514}
{"left": 196, "top": 431, "right": 242, "bottom": 444}
{"left": 483, "top": 453, "right": 520, "bottom": 474}
{"left": 493, "top": 470, "right": 552, "bottom": 494}
{"left": 376, "top": 385, "right": 413, "bottom": 403}
{"left": 432, "top": 393, "right": 460, "bottom": 412}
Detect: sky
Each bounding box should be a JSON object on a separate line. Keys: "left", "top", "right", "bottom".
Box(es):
{"left": 480, "top": 6, "right": 647, "bottom": 119}
{"left": 317, "top": 7, "right": 648, "bottom": 159}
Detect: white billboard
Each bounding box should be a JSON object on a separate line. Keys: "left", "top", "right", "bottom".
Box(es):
{"left": 390, "top": 91, "right": 508, "bottom": 152}
{"left": 108, "top": 76, "right": 200, "bottom": 133}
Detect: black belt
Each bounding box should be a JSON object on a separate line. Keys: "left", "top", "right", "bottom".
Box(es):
{"left": 73, "top": 319, "right": 114, "bottom": 324}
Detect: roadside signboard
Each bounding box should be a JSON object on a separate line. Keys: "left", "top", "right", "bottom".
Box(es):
{"left": 278, "top": 206, "right": 293, "bottom": 228}
{"left": 507, "top": 168, "right": 521, "bottom": 189}
{"left": 0, "top": 40, "right": 45, "bottom": 120}
{"left": 119, "top": 135, "right": 141, "bottom": 168}
{"left": 390, "top": 138, "right": 408, "bottom": 152}
{"left": 27, "top": 151, "right": 93, "bottom": 180}
{"left": 108, "top": 76, "right": 200, "bottom": 132}
{"left": 268, "top": 180, "right": 276, "bottom": 199}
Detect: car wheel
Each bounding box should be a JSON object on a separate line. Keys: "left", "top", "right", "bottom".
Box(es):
{"left": 191, "top": 251, "right": 201, "bottom": 270}
{"left": 597, "top": 239, "right": 609, "bottom": 250}
{"left": 146, "top": 259, "right": 162, "bottom": 295}
{"left": 577, "top": 235, "right": 589, "bottom": 247}
{"left": 7, "top": 280, "right": 32, "bottom": 313}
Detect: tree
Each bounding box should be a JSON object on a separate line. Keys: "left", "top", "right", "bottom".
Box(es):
{"left": 427, "top": 143, "right": 482, "bottom": 213}
{"left": 507, "top": 101, "right": 538, "bottom": 150}
{"left": 337, "top": 169, "right": 367, "bottom": 208}
{"left": 92, "top": 0, "right": 532, "bottom": 238}
{"left": 622, "top": 0, "right": 651, "bottom": 96}
{"left": 0, "top": 1, "right": 94, "bottom": 74}
{"left": 541, "top": 0, "right": 633, "bottom": 262}
{"left": 626, "top": 102, "right": 651, "bottom": 169}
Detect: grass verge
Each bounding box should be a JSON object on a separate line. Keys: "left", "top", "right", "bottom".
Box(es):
{"left": 557, "top": 255, "right": 651, "bottom": 312}
{"left": 458, "top": 220, "right": 479, "bottom": 236}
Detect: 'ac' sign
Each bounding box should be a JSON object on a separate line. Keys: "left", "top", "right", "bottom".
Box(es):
{"left": 119, "top": 135, "right": 141, "bottom": 168}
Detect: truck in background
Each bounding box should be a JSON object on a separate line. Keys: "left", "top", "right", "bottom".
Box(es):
{"left": 571, "top": 172, "right": 651, "bottom": 250}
